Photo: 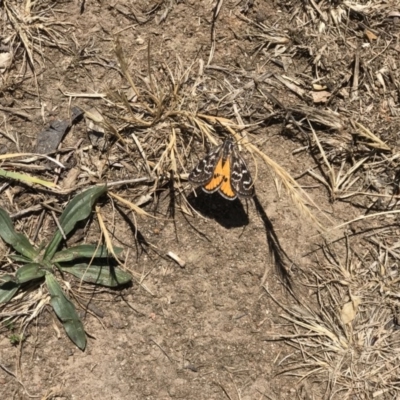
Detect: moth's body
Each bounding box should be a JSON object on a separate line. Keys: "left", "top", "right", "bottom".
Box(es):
{"left": 189, "top": 138, "right": 254, "bottom": 200}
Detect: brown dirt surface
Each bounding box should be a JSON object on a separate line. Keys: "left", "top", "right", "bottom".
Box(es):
{"left": 1, "top": 0, "right": 400, "bottom": 399}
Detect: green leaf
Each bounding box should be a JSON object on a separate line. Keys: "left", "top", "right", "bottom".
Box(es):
{"left": 52, "top": 244, "right": 123, "bottom": 263}
{"left": 0, "top": 274, "right": 15, "bottom": 285}
{"left": 44, "top": 185, "right": 107, "bottom": 261}
{"left": 59, "top": 263, "right": 131, "bottom": 287}
{"left": 0, "top": 168, "right": 55, "bottom": 188}
{"left": 16, "top": 263, "right": 46, "bottom": 284}
{"left": 45, "top": 273, "right": 86, "bottom": 350}
{"left": 0, "top": 208, "right": 38, "bottom": 260}
{"left": 0, "top": 275, "right": 19, "bottom": 304}
{"left": 9, "top": 254, "right": 34, "bottom": 263}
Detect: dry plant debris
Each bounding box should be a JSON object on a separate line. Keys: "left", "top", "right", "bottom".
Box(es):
{"left": 249, "top": 0, "right": 400, "bottom": 396}
{"left": 1, "top": 0, "right": 400, "bottom": 397}
{"left": 264, "top": 237, "right": 400, "bottom": 398}
{"left": 2, "top": 0, "right": 73, "bottom": 72}
{"left": 75, "top": 38, "right": 327, "bottom": 231}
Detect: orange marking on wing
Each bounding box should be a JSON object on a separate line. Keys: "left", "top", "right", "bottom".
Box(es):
{"left": 203, "top": 157, "right": 224, "bottom": 192}
{"left": 219, "top": 158, "right": 236, "bottom": 199}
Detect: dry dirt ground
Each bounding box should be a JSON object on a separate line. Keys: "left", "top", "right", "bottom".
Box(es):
{"left": 1, "top": 0, "right": 400, "bottom": 399}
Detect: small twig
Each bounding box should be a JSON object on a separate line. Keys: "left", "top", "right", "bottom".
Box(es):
{"left": 274, "top": 74, "right": 306, "bottom": 99}
{"left": 32, "top": 209, "right": 46, "bottom": 242}
{"left": 207, "top": 0, "right": 224, "bottom": 66}
{"left": 0, "top": 106, "right": 34, "bottom": 121}
{"left": 51, "top": 210, "right": 66, "bottom": 240}
{"left": 150, "top": 338, "right": 174, "bottom": 363}
{"left": 334, "top": 209, "right": 400, "bottom": 231}
{"left": 309, "top": 0, "right": 327, "bottom": 22}
{"left": 167, "top": 251, "right": 186, "bottom": 268}
{"left": 367, "top": 237, "right": 400, "bottom": 261}
{"left": 351, "top": 49, "right": 360, "bottom": 101}
{"left": 130, "top": 133, "right": 153, "bottom": 177}
{"left": 10, "top": 201, "right": 54, "bottom": 220}
{"left": 0, "top": 359, "right": 17, "bottom": 378}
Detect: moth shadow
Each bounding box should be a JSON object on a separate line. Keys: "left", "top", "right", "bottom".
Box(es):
{"left": 187, "top": 188, "right": 249, "bottom": 229}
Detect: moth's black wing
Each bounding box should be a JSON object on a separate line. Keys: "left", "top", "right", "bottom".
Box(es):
{"left": 189, "top": 143, "right": 224, "bottom": 185}
{"left": 230, "top": 148, "right": 255, "bottom": 198}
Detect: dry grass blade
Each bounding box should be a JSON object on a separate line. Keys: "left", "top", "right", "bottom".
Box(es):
{"left": 84, "top": 109, "right": 126, "bottom": 144}
{"left": 95, "top": 206, "right": 153, "bottom": 295}
{"left": 264, "top": 286, "right": 348, "bottom": 351}
{"left": 131, "top": 133, "right": 153, "bottom": 178}
{"left": 207, "top": 0, "right": 224, "bottom": 66}
{"left": 0, "top": 153, "right": 64, "bottom": 168}
{"left": 152, "top": 128, "right": 177, "bottom": 178}
{"left": 352, "top": 120, "right": 392, "bottom": 151}
{"left": 108, "top": 192, "right": 155, "bottom": 219}
{"left": 269, "top": 231, "right": 400, "bottom": 397}
{"left": 309, "top": 124, "right": 368, "bottom": 200}
{"left": 114, "top": 38, "right": 143, "bottom": 105}
{"left": 187, "top": 114, "right": 219, "bottom": 145}
{"left": 333, "top": 209, "right": 400, "bottom": 231}
{"left": 3, "top": 0, "right": 73, "bottom": 73}
{"left": 287, "top": 105, "right": 344, "bottom": 131}
{"left": 95, "top": 206, "right": 120, "bottom": 265}
{"left": 274, "top": 74, "right": 306, "bottom": 99}
{"left": 249, "top": 145, "right": 329, "bottom": 230}
{"left": 4, "top": 0, "right": 35, "bottom": 68}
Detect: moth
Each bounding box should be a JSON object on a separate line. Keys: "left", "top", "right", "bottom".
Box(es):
{"left": 189, "top": 137, "right": 255, "bottom": 200}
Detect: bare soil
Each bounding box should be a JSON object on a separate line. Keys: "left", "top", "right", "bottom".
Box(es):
{"left": 1, "top": 0, "right": 400, "bottom": 399}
